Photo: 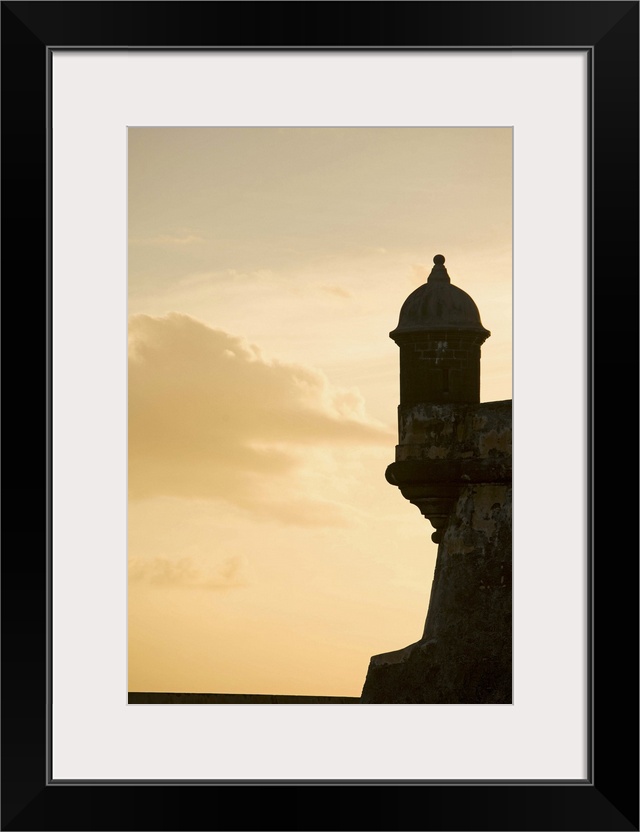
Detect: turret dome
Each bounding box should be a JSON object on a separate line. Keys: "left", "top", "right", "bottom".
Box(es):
{"left": 390, "top": 255, "right": 490, "bottom": 341}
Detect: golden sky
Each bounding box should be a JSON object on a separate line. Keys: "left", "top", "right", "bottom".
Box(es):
{"left": 128, "top": 127, "right": 512, "bottom": 697}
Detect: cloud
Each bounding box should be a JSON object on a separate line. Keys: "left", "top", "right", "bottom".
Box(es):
{"left": 128, "top": 313, "right": 392, "bottom": 524}
{"left": 177, "top": 268, "right": 277, "bottom": 290}
{"left": 131, "top": 230, "right": 204, "bottom": 246}
{"left": 129, "top": 554, "right": 250, "bottom": 590}
{"left": 319, "top": 284, "right": 353, "bottom": 299}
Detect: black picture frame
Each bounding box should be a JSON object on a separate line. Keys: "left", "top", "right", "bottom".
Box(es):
{"left": 2, "top": 2, "right": 638, "bottom": 830}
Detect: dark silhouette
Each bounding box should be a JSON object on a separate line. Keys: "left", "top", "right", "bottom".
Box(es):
{"left": 361, "top": 256, "right": 512, "bottom": 704}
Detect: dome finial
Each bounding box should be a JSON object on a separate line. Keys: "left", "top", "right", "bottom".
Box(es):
{"left": 427, "top": 253, "right": 450, "bottom": 284}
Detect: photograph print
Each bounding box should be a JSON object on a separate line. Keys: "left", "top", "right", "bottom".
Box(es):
{"left": 127, "top": 127, "right": 512, "bottom": 704}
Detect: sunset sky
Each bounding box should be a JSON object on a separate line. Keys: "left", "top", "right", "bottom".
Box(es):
{"left": 128, "top": 127, "right": 512, "bottom": 697}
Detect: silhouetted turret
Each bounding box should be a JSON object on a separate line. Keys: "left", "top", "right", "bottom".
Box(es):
{"left": 389, "top": 254, "right": 490, "bottom": 405}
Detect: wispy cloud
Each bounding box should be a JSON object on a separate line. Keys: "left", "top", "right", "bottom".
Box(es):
{"left": 178, "top": 268, "right": 276, "bottom": 288}
{"left": 129, "top": 554, "right": 250, "bottom": 590}
{"left": 319, "top": 284, "right": 353, "bottom": 299}
{"left": 130, "top": 229, "right": 205, "bottom": 246}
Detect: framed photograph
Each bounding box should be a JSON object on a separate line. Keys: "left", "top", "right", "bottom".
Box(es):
{"left": 3, "top": 2, "right": 637, "bottom": 830}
